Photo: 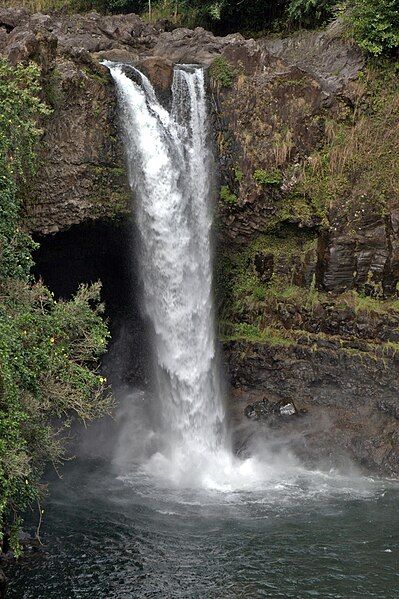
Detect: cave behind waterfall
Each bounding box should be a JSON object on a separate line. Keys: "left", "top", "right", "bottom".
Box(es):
{"left": 33, "top": 219, "right": 150, "bottom": 390}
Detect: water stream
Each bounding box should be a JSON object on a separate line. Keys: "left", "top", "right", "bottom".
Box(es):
{"left": 106, "top": 62, "right": 228, "bottom": 485}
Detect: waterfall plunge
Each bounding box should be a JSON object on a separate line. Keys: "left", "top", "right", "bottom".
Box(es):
{"left": 106, "top": 62, "right": 271, "bottom": 490}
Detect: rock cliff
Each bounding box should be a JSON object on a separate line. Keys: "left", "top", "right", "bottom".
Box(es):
{"left": 1, "top": 7, "right": 398, "bottom": 476}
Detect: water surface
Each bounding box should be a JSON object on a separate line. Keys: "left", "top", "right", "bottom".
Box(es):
{"left": 8, "top": 460, "right": 399, "bottom": 598}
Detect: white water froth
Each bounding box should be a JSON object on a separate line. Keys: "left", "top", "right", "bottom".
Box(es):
{"left": 105, "top": 62, "right": 373, "bottom": 496}
{"left": 105, "top": 61, "right": 241, "bottom": 487}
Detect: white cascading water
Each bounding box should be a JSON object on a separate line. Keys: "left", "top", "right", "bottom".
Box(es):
{"left": 104, "top": 62, "right": 299, "bottom": 490}
{"left": 104, "top": 62, "right": 229, "bottom": 481}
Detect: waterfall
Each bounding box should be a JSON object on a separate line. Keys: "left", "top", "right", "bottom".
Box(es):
{"left": 104, "top": 62, "right": 303, "bottom": 491}
{"left": 105, "top": 62, "right": 228, "bottom": 481}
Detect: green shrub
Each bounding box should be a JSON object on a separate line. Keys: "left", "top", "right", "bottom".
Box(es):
{"left": 234, "top": 167, "right": 243, "bottom": 182}
{"left": 209, "top": 56, "right": 236, "bottom": 88}
{"left": 188, "top": 0, "right": 288, "bottom": 33}
{"left": 253, "top": 168, "right": 283, "bottom": 186}
{"left": 343, "top": 0, "right": 399, "bottom": 56}
{"left": 287, "top": 0, "right": 337, "bottom": 26}
{"left": 0, "top": 60, "right": 51, "bottom": 281}
{"left": 220, "top": 185, "right": 238, "bottom": 205}
{"left": 0, "top": 57, "right": 112, "bottom": 551}
{"left": 73, "top": 0, "right": 147, "bottom": 12}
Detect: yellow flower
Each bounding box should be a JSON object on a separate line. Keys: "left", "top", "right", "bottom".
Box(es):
{"left": 50, "top": 337, "right": 55, "bottom": 344}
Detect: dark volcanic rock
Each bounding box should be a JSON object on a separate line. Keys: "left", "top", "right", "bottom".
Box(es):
{"left": 138, "top": 55, "right": 174, "bottom": 91}
{"left": 225, "top": 339, "right": 399, "bottom": 476}
{"left": 262, "top": 21, "right": 364, "bottom": 94}
{"left": 24, "top": 55, "right": 131, "bottom": 234}
{"left": 245, "top": 398, "right": 299, "bottom": 422}
{"left": 0, "top": 10, "right": 365, "bottom": 235}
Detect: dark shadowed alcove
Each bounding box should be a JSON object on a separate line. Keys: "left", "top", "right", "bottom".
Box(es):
{"left": 32, "top": 219, "right": 150, "bottom": 389}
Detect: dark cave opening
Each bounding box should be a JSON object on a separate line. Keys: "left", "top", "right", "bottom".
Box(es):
{"left": 33, "top": 219, "right": 150, "bottom": 389}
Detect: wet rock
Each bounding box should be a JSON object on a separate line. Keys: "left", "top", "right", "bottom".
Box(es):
{"left": 245, "top": 397, "right": 299, "bottom": 422}
{"left": 254, "top": 253, "right": 274, "bottom": 283}
{"left": 245, "top": 404, "right": 257, "bottom": 419}
{"left": 226, "top": 339, "right": 399, "bottom": 476}
{"left": 139, "top": 56, "right": 174, "bottom": 92}
{"left": 280, "top": 402, "right": 296, "bottom": 416}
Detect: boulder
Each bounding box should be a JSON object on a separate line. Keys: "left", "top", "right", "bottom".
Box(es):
{"left": 138, "top": 56, "right": 174, "bottom": 91}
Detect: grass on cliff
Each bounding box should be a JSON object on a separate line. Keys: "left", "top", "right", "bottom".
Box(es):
{"left": 217, "top": 222, "right": 399, "bottom": 348}
{"left": 220, "top": 321, "right": 296, "bottom": 346}
{"left": 3, "top": 0, "right": 67, "bottom": 10}
{"left": 294, "top": 63, "right": 399, "bottom": 227}
{"left": 216, "top": 230, "right": 317, "bottom": 319}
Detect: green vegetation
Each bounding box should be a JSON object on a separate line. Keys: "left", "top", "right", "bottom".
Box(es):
{"left": 0, "top": 58, "right": 112, "bottom": 552}
{"left": 220, "top": 185, "right": 238, "bottom": 205}
{"left": 234, "top": 168, "right": 243, "bottom": 182}
{"left": 216, "top": 230, "right": 317, "bottom": 322}
{"left": 343, "top": 0, "right": 399, "bottom": 56}
{"left": 287, "top": 0, "right": 337, "bottom": 27}
{"left": 253, "top": 169, "right": 283, "bottom": 187}
{"left": 208, "top": 56, "right": 236, "bottom": 88}
{"left": 217, "top": 222, "right": 399, "bottom": 349}
{"left": 220, "top": 321, "right": 296, "bottom": 346}
{"left": 295, "top": 64, "right": 399, "bottom": 229}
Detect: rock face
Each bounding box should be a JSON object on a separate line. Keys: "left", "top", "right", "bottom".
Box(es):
{"left": 225, "top": 339, "right": 399, "bottom": 476}
{"left": 0, "top": 8, "right": 364, "bottom": 237}
{"left": 2, "top": 8, "right": 399, "bottom": 475}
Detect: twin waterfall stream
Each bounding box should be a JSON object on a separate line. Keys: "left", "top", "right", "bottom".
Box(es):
{"left": 101, "top": 62, "right": 381, "bottom": 496}
{"left": 105, "top": 62, "right": 240, "bottom": 488}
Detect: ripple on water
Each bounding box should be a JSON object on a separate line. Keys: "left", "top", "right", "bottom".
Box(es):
{"left": 6, "top": 460, "right": 399, "bottom": 599}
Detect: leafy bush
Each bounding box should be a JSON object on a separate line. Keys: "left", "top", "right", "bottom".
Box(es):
{"left": 0, "top": 60, "right": 51, "bottom": 281}
{"left": 220, "top": 185, "right": 238, "bottom": 205}
{"left": 287, "top": 0, "right": 337, "bottom": 27}
{"left": 343, "top": 0, "right": 399, "bottom": 56}
{"left": 189, "top": 0, "right": 288, "bottom": 33}
{"left": 208, "top": 56, "right": 236, "bottom": 87}
{"left": 0, "top": 57, "right": 112, "bottom": 550}
{"left": 0, "top": 282, "right": 111, "bottom": 532}
{"left": 253, "top": 169, "right": 283, "bottom": 186}
{"left": 72, "top": 0, "right": 147, "bottom": 13}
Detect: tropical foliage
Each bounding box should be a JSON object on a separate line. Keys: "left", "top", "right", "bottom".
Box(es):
{"left": 0, "top": 58, "right": 112, "bottom": 552}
